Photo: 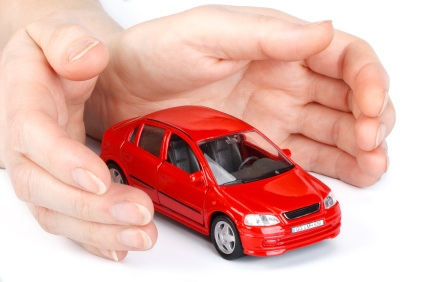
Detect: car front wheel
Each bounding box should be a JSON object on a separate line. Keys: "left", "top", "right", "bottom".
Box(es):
{"left": 107, "top": 162, "right": 128, "bottom": 185}
{"left": 211, "top": 215, "right": 244, "bottom": 260}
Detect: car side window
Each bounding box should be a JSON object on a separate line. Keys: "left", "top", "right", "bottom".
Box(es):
{"left": 167, "top": 134, "right": 200, "bottom": 174}
{"left": 138, "top": 124, "right": 166, "bottom": 157}
{"left": 129, "top": 125, "right": 139, "bottom": 144}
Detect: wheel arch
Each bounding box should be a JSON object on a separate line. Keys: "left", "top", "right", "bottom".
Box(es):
{"left": 208, "top": 210, "right": 242, "bottom": 236}
{"left": 209, "top": 211, "right": 245, "bottom": 260}
{"left": 105, "top": 159, "right": 129, "bottom": 184}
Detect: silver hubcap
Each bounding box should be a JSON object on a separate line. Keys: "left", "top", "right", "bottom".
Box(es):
{"left": 214, "top": 220, "right": 236, "bottom": 254}
{"left": 109, "top": 168, "right": 124, "bottom": 184}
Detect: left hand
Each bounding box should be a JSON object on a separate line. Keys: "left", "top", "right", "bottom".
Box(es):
{"left": 0, "top": 14, "right": 157, "bottom": 261}
{"left": 87, "top": 5, "right": 395, "bottom": 187}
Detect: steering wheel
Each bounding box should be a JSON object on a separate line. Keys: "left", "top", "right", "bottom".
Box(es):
{"left": 238, "top": 156, "right": 259, "bottom": 170}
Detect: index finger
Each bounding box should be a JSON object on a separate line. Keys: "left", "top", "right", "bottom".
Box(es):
{"left": 177, "top": 5, "right": 335, "bottom": 61}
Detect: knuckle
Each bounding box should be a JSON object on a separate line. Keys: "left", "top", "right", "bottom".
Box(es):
{"left": 29, "top": 205, "right": 59, "bottom": 235}
{"left": 190, "top": 4, "right": 219, "bottom": 14}
{"left": 72, "top": 190, "right": 95, "bottom": 221}
{"left": 331, "top": 118, "right": 342, "bottom": 146}
{"left": 6, "top": 110, "right": 28, "bottom": 154}
{"left": 80, "top": 221, "right": 100, "bottom": 246}
{"left": 8, "top": 158, "right": 36, "bottom": 202}
{"left": 47, "top": 22, "right": 87, "bottom": 49}
{"left": 0, "top": 29, "right": 27, "bottom": 61}
{"left": 26, "top": 13, "right": 92, "bottom": 61}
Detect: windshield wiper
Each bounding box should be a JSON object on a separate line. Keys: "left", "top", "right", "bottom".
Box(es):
{"left": 222, "top": 179, "right": 247, "bottom": 185}
{"left": 274, "top": 164, "right": 295, "bottom": 175}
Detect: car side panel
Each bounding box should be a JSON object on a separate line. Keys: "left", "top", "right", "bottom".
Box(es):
{"left": 120, "top": 140, "right": 161, "bottom": 203}
{"left": 157, "top": 162, "right": 206, "bottom": 224}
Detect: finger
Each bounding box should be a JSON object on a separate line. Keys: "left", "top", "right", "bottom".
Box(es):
{"left": 8, "top": 153, "right": 154, "bottom": 226}
{"left": 297, "top": 103, "right": 357, "bottom": 156}
{"left": 3, "top": 24, "right": 110, "bottom": 194}
{"left": 306, "top": 31, "right": 390, "bottom": 118}
{"left": 6, "top": 104, "right": 110, "bottom": 194}
{"left": 1, "top": 27, "right": 97, "bottom": 137}
{"left": 284, "top": 134, "right": 388, "bottom": 187}
{"left": 309, "top": 72, "right": 356, "bottom": 114}
{"left": 26, "top": 13, "right": 109, "bottom": 81}
{"left": 24, "top": 14, "right": 109, "bottom": 141}
{"left": 303, "top": 74, "right": 395, "bottom": 153}
{"left": 80, "top": 244, "right": 127, "bottom": 262}
{"left": 28, "top": 204, "right": 158, "bottom": 252}
{"left": 125, "top": 5, "right": 334, "bottom": 84}
{"left": 355, "top": 97, "right": 396, "bottom": 151}
{"left": 179, "top": 5, "right": 334, "bottom": 61}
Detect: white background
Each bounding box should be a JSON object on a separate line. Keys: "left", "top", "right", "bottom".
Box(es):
{"left": 1, "top": 1, "right": 423, "bottom": 281}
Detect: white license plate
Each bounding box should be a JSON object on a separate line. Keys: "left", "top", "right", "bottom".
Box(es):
{"left": 291, "top": 219, "right": 324, "bottom": 233}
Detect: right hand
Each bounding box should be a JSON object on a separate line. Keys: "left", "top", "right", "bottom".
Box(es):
{"left": 0, "top": 14, "right": 158, "bottom": 261}
{"left": 88, "top": 5, "right": 395, "bottom": 187}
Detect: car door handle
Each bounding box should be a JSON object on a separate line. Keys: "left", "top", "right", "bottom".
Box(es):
{"left": 124, "top": 152, "right": 133, "bottom": 162}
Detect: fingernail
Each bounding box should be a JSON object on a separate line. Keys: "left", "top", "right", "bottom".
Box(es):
{"left": 111, "top": 201, "right": 152, "bottom": 225}
{"left": 381, "top": 141, "right": 389, "bottom": 171}
{"left": 68, "top": 39, "right": 100, "bottom": 62}
{"left": 302, "top": 20, "right": 333, "bottom": 27}
{"left": 118, "top": 228, "right": 153, "bottom": 250}
{"left": 375, "top": 123, "right": 387, "bottom": 149}
{"left": 98, "top": 249, "right": 119, "bottom": 261}
{"left": 72, "top": 167, "right": 106, "bottom": 195}
{"left": 378, "top": 90, "right": 389, "bottom": 116}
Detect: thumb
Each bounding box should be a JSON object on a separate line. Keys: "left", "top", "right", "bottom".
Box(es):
{"left": 25, "top": 13, "right": 109, "bottom": 81}
{"left": 23, "top": 13, "right": 110, "bottom": 143}
{"left": 1, "top": 15, "right": 112, "bottom": 194}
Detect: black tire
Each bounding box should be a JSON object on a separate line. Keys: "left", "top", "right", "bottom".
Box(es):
{"left": 211, "top": 215, "right": 244, "bottom": 260}
{"left": 107, "top": 162, "right": 128, "bottom": 185}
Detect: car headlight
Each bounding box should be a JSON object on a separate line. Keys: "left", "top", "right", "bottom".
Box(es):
{"left": 244, "top": 214, "right": 280, "bottom": 226}
{"left": 324, "top": 192, "right": 337, "bottom": 209}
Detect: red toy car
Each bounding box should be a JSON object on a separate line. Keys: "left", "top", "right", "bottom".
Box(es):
{"left": 100, "top": 105, "right": 341, "bottom": 260}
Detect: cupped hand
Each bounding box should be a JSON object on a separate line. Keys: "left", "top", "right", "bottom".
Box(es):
{"left": 0, "top": 14, "right": 157, "bottom": 261}
{"left": 88, "top": 5, "right": 395, "bottom": 187}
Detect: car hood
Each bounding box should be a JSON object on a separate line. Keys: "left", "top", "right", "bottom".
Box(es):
{"left": 220, "top": 167, "right": 328, "bottom": 214}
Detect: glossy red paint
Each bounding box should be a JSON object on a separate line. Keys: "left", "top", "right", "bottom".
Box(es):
{"left": 100, "top": 105, "right": 341, "bottom": 260}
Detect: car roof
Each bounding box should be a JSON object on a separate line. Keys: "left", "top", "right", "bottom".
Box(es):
{"left": 142, "top": 105, "right": 254, "bottom": 142}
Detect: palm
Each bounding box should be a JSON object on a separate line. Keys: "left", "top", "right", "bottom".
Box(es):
{"left": 87, "top": 6, "right": 392, "bottom": 187}
{"left": 89, "top": 35, "right": 316, "bottom": 146}
{"left": 90, "top": 50, "right": 333, "bottom": 173}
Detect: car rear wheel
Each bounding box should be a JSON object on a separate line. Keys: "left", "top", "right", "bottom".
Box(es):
{"left": 107, "top": 162, "right": 128, "bottom": 185}
{"left": 211, "top": 215, "right": 244, "bottom": 260}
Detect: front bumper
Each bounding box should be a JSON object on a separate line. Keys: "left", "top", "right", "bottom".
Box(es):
{"left": 239, "top": 203, "right": 341, "bottom": 257}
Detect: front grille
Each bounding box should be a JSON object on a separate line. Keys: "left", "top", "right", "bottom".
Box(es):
{"left": 284, "top": 203, "right": 320, "bottom": 220}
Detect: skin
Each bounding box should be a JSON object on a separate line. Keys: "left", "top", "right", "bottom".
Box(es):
{"left": 0, "top": 2, "right": 395, "bottom": 261}
{"left": 89, "top": 5, "right": 394, "bottom": 185}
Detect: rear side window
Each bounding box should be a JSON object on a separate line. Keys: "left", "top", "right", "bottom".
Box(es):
{"left": 138, "top": 125, "right": 165, "bottom": 157}
{"left": 129, "top": 125, "right": 139, "bottom": 144}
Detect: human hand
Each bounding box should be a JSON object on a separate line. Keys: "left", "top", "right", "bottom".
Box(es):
{"left": 0, "top": 14, "right": 157, "bottom": 261}
{"left": 87, "top": 5, "right": 395, "bottom": 187}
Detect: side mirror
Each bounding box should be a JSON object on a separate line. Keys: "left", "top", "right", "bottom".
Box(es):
{"left": 190, "top": 171, "right": 204, "bottom": 185}
{"left": 282, "top": 148, "right": 292, "bottom": 157}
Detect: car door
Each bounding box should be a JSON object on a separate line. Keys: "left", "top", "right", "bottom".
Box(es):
{"left": 120, "top": 122, "right": 166, "bottom": 203}
{"left": 157, "top": 132, "right": 207, "bottom": 224}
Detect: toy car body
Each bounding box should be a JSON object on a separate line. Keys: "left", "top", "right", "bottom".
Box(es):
{"left": 100, "top": 105, "right": 341, "bottom": 259}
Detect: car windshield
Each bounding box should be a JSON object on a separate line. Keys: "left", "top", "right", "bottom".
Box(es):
{"left": 199, "top": 131, "right": 294, "bottom": 185}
